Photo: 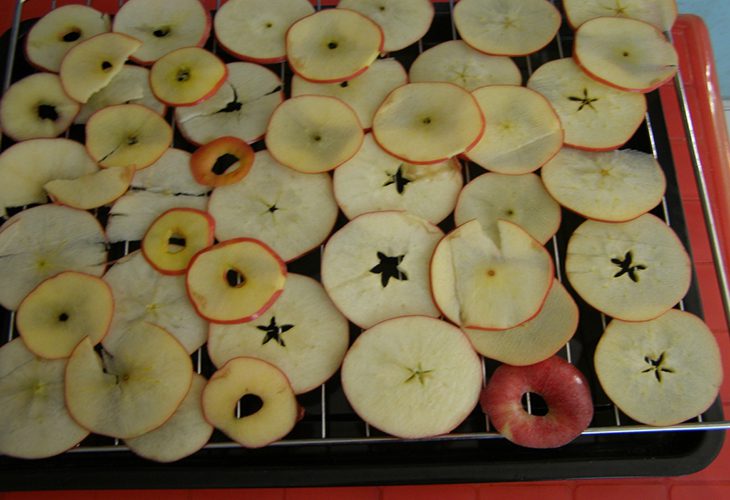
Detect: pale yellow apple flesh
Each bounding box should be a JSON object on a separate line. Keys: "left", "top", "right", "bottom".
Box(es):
{"left": 564, "top": 0, "right": 678, "bottom": 32}
{"left": 44, "top": 165, "right": 134, "bottom": 210}
{"left": 150, "top": 47, "right": 227, "bottom": 106}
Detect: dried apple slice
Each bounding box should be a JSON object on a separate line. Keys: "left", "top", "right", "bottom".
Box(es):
{"left": 44, "top": 165, "right": 135, "bottom": 210}
{"left": 142, "top": 208, "right": 215, "bottom": 275}
{"left": 190, "top": 136, "right": 254, "bottom": 187}
{"left": 564, "top": 0, "right": 678, "bottom": 32}
{"left": 150, "top": 47, "right": 227, "bottom": 107}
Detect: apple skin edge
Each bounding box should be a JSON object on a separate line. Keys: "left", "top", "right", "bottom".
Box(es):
{"left": 572, "top": 50, "right": 676, "bottom": 95}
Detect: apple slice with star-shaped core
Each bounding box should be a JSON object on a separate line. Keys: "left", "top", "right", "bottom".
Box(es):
{"left": 207, "top": 150, "right": 338, "bottom": 262}
{"left": 208, "top": 274, "right": 349, "bottom": 394}
{"left": 0, "top": 338, "right": 89, "bottom": 459}
{"left": 595, "top": 309, "right": 722, "bottom": 426}
{"left": 454, "top": 0, "right": 561, "bottom": 56}
{"left": 44, "top": 165, "right": 135, "bottom": 210}
{"left": 142, "top": 208, "right": 215, "bottom": 275}
{"left": 574, "top": 17, "right": 678, "bottom": 93}
{"left": 564, "top": 0, "right": 678, "bottom": 32}
{"left": 190, "top": 136, "right": 254, "bottom": 187}
{"left": 285, "top": 8, "right": 383, "bottom": 83}
{"left": 112, "top": 0, "right": 211, "bottom": 65}
{"left": 150, "top": 47, "right": 227, "bottom": 107}
{"left": 372, "top": 82, "right": 485, "bottom": 165}
{"left": 565, "top": 214, "right": 691, "bottom": 321}
{"left": 341, "top": 316, "right": 482, "bottom": 438}
{"left": 527, "top": 58, "right": 647, "bottom": 151}
{"left": 321, "top": 211, "right": 442, "bottom": 329}
{"left": 16, "top": 271, "right": 113, "bottom": 360}
{"left": 65, "top": 322, "right": 193, "bottom": 439}
{"left": 541, "top": 148, "right": 666, "bottom": 222}
{"left": 431, "top": 219, "right": 553, "bottom": 330}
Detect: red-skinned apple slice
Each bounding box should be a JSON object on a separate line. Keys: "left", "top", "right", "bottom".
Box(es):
{"left": 190, "top": 136, "right": 254, "bottom": 187}
{"left": 150, "top": 47, "right": 227, "bottom": 107}
{"left": 564, "top": 0, "right": 678, "bottom": 32}
{"left": 372, "top": 82, "right": 484, "bottom": 165}
{"left": 341, "top": 316, "right": 482, "bottom": 438}
{"left": 142, "top": 208, "right": 215, "bottom": 275}
{"left": 44, "top": 165, "right": 135, "bottom": 210}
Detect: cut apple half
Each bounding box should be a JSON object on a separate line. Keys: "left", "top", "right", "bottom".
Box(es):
{"left": 564, "top": 0, "right": 678, "bottom": 32}
{"left": 574, "top": 17, "right": 678, "bottom": 93}
{"left": 372, "top": 82, "right": 484, "bottom": 165}
{"left": 190, "top": 136, "right": 254, "bottom": 187}
{"left": 565, "top": 214, "right": 691, "bottom": 321}
{"left": 454, "top": 0, "right": 561, "bottom": 56}
{"left": 150, "top": 47, "right": 227, "bottom": 107}
{"left": 142, "top": 208, "right": 215, "bottom": 275}
{"left": 409, "top": 40, "right": 522, "bottom": 90}
{"left": 527, "top": 58, "right": 647, "bottom": 151}
{"left": 341, "top": 316, "right": 482, "bottom": 439}
{"left": 431, "top": 219, "right": 554, "bottom": 330}
{"left": 265, "top": 95, "right": 364, "bottom": 173}
{"left": 541, "top": 148, "right": 666, "bottom": 222}
{"left": 44, "top": 165, "right": 134, "bottom": 210}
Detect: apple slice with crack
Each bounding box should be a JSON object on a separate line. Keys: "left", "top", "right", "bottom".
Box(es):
{"left": 190, "top": 136, "right": 254, "bottom": 187}
{"left": 150, "top": 47, "right": 227, "bottom": 107}
{"left": 65, "top": 323, "right": 193, "bottom": 439}
{"left": 565, "top": 214, "right": 691, "bottom": 321}
{"left": 564, "top": 0, "right": 678, "bottom": 32}
{"left": 341, "top": 316, "right": 482, "bottom": 438}
{"left": 431, "top": 219, "right": 553, "bottom": 330}
{"left": 44, "top": 165, "right": 134, "bottom": 210}
{"left": 208, "top": 273, "right": 349, "bottom": 394}
{"left": 0, "top": 338, "right": 89, "bottom": 459}
{"left": 142, "top": 208, "right": 215, "bottom": 275}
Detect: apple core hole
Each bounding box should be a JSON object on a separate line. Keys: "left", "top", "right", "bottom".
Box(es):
{"left": 505, "top": 209, "right": 514, "bottom": 216}
{"left": 212, "top": 153, "right": 240, "bottom": 175}
{"left": 127, "top": 135, "right": 139, "bottom": 146}
{"left": 340, "top": 81, "right": 349, "bottom": 88}
{"left": 236, "top": 393, "right": 264, "bottom": 418}
{"left": 167, "top": 234, "right": 187, "bottom": 253}
{"left": 62, "top": 29, "right": 81, "bottom": 42}
{"left": 101, "top": 60, "right": 112, "bottom": 71}
{"left": 37, "top": 104, "right": 59, "bottom": 121}
{"left": 486, "top": 269, "right": 496, "bottom": 277}
{"left": 327, "top": 41, "right": 338, "bottom": 49}
{"left": 379, "top": 5, "right": 385, "bottom": 11}
{"left": 58, "top": 312, "right": 69, "bottom": 322}
{"left": 370, "top": 252, "right": 408, "bottom": 287}
{"left": 312, "top": 134, "right": 322, "bottom": 142}
{"left": 622, "top": 51, "right": 629, "bottom": 57}
{"left": 521, "top": 392, "right": 548, "bottom": 416}
{"left": 153, "top": 27, "right": 171, "bottom": 38}
{"left": 268, "top": 204, "right": 279, "bottom": 213}
{"left": 226, "top": 269, "right": 246, "bottom": 288}
{"left": 422, "top": 117, "right": 432, "bottom": 125}
{"left": 265, "top": 22, "right": 273, "bottom": 28}
{"left": 176, "top": 68, "right": 191, "bottom": 82}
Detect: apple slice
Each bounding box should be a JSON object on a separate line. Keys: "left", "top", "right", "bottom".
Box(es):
{"left": 25, "top": 4, "right": 111, "bottom": 73}
{"left": 44, "top": 165, "right": 134, "bottom": 210}
{"left": 85, "top": 104, "right": 172, "bottom": 170}
{"left": 0, "top": 73, "right": 79, "bottom": 141}
{"left": 214, "top": 0, "right": 314, "bottom": 63}
{"left": 574, "top": 17, "right": 678, "bottom": 93}
{"left": 186, "top": 238, "right": 287, "bottom": 324}
{"left": 175, "top": 62, "right": 283, "bottom": 145}
{"left": 142, "top": 208, "right": 215, "bottom": 275}
{"left": 190, "top": 136, "right": 254, "bottom": 187}
{"left": 453, "top": 0, "right": 560, "bottom": 56}
{"left": 565, "top": 214, "right": 691, "bottom": 321}
{"left": 564, "top": 0, "right": 678, "bottom": 32}
{"left": 112, "top": 0, "right": 211, "bottom": 65}
{"left": 337, "top": 0, "right": 434, "bottom": 52}
{"left": 16, "top": 272, "right": 113, "bottom": 360}
{"left": 208, "top": 273, "right": 349, "bottom": 394}
{"left": 65, "top": 323, "right": 193, "bottom": 439}
{"left": 409, "top": 40, "right": 522, "bottom": 90}
{"left": 341, "top": 316, "right": 482, "bottom": 438}
{"left": 431, "top": 219, "right": 554, "bottom": 330}
{"left": 129, "top": 147, "right": 211, "bottom": 196}
{"left": 465, "top": 85, "right": 563, "bottom": 174}
{"left": 333, "top": 133, "right": 463, "bottom": 224}
{"left": 454, "top": 172, "right": 561, "bottom": 245}
{"left": 541, "top": 148, "right": 666, "bottom": 222}
{"left": 59, "top": 32, "right": 142, "bottom": 103}
{"left": 125, "top": 373, "right": 214, "bottom": 462}
{"left": 372, "top": 82, "right": 484, "bottom": 165}
{"left": 265, "top": 95, "right": 364, "bottom": 173}
{"left": 207, "top": 150, "right": 338, "bottom": 262}
{"left": 527, "top": 58, "right": 647, "bottom": 151}
{"left": 285, "top": 8, "right": 383, "bottom": 83}
{"left": 291, "top": 58, "right": 407, "bottom": 129}
{"left": 202, "top": 356, "right": 299, "bottom": 448}
{"left": 150, "top": 47, "right": 227, "bottom": 107}
{"left": 321, "top": 211, "right": 442, "bottom": 329}
{"left": 594, "top": 309, "right": 722, "bottom": 426}
{"left": 0, "top": 338, "right": 89, "bottom": 459}
{"left": 0, "top": 204, "right": 107, "bottom": 310}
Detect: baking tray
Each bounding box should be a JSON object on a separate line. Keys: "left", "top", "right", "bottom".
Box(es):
{"left": 0, "top": 0, "right": 727, "bottom": 489}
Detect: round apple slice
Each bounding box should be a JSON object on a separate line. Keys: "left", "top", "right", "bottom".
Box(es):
{"left": 190, "top": 136, "right": 254, "bottom": 187}
{"left": 333, "top": 133, "right": 463, "bottom": 224}
{"left": 291, "top": 58, "right": 407, "bottom": 129}
{"left": 527, "top": 58, "right": 647, "bottom": 151}
{"left": 341, "top": 316, "right": 482, "bottom": 439}
{"left": 208, "top": 274, "right": 349, "bottom": 394}
{"left": 142, "top": 208, "right": 215, "bottom": 275}
{"left": 454, "top": 173, "right": 561, "bottom": 245}
{"left": 595, "top": 309, "right": 722, "bottom": 426}
{"left": 431, "top": 219, "right": 554, "bottom": 330}
{"left": 266, "top": 95, "right": 364, "bottom": 173}
{"left": 214, "top": 0, "right": 314, "bottom": 63}
{"left": 17, "top": 272, "right": 113, "bottom": 360}
{"left": 465, "top": 85, "right": 563, "bottom": 174}
{"left": 44, "top": 165, "right": 135, "bottom": 210}
{"left": 85, "top": 104, "right": 173, "bottom": 170}
{"left": 208, "top": 150, "right": 338, "bottom": 262}
{"left": 408, "top": 40, "right": 522, "bottom": 90}
{"left": 565, "top": 214, "right": 691, "bottom": 321}
{"left": 25, "top": 4, "right": 111, "bottom": 73}
{"left": 125, "top": 373, "right": 214, "bottom": 462}
{"left": 321, "top": 211, "right": 442, "bottom": 329}
{"left": 0, "top": 73, "right": 80, "bottom": 141}
{"left": 453, "top": 0, "right": 560, "bottom": 56}
{"left": 112, "top": 0, "right": 211, "bottom": 65}
{"left": 372, "top": 82, "right": 484, "bottom": 165}
{"left": 0, "top": 338, "right": 89, "bottom": 459}
{"left": 65, "top": 323, "right": 193, "bottom": 439}
{"left": 150, "top": 47, "right": 227, "bottom": 107}
{"left": 564, "top": 0, "right": 678, "bottom": 32}
{"left": 285, "top": 8, "right": 384, "bottom": 83}
{"left": 541, "top": 148, "right": 666, "bottom": 222}
{"left": 574, "top": 17, "right": 679, "bottom": 93}
{"left": 0, "top": 204, "right": 107, "bottom": 310}
{"left": 186, "top": 238, "right": 287, "bottom": 324}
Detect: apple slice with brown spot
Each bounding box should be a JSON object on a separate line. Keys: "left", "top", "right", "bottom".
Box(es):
{"left": 190, "top": 136, "right": 254, "bottom": 187}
